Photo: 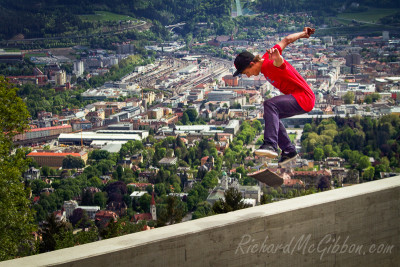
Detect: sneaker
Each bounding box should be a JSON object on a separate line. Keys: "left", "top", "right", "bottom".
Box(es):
{"left": 278, "top": 151, "right": 298, "bottom": 167}
{"left": 255, "top": 142, "right": 278, "bottom": 158}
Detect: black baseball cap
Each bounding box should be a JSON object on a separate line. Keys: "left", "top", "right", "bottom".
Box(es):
{"left": 233, "top": 51, "right": 255, "bottom": 77}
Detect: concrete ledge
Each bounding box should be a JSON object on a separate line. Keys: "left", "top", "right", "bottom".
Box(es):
{"left": 4, "top": 176, "right": 400, "bottom": 267}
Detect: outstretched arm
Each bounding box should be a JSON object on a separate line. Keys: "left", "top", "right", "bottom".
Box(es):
{"left": 277, "top": 27, "right": 315, "bottom": 51}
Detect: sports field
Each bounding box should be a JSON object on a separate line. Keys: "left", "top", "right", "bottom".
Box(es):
{"left": 337, "top": 8, "right": 400, "bottom": 24}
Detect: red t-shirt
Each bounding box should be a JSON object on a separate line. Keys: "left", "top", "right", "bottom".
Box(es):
{"left": 261, "top": 44, "right": 315, "bottom": 112}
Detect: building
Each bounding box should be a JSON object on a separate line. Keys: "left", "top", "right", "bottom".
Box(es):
{"left": 59, "top": 130, "right": 148, "bottom": 146}
{"left": 127, "top": 183, "right": 153, "bottom": 190}
{"left": 63, "top": 200, "right": 78, "bottom": 219}
{"left": 158, "top": 157, "right": 178, "bottom": 166}
{"left": 55, "top": 70, "right": 66, "bottom": 86}
{"left": 382, "top": 31, "right": 390, "bottom": 41}
{"left": 24, "top": 167, "right": 40, "bottom": 180}
{"left": 291, "top": 169, "right": 332, "bottom": 189}
{"left": 79, "top": 206, "right": 101, "bottom": 219}
{"left": 207, "top": 90, "right": 237, "bottom": 102}
{"left": 178, "top": 65, "right": 198, "bottom": 74}
{"left": 206, "top": 187, "right": 226, "bottom": 205}
{"left": 148, "top": 108, "right": 164, "bottom": 120}
{"left": 345, "top": 53, "right": 361, "bottom": 72}
{"left": 93, "top": 101, "right": 127, "bottom": 111}
{"left": 107, "top": 201, "right": 127, "bottom": 217}
{"left": 71, "top": 120, "right": 92, "bottom": 131}
{"left": 62, "top": 200, "right": 101, "bottom": 220}
{"left": 222, "top": 75, "right": 239, "bottom": 87}
{"left": 0, "top": 51, "right": 24, "bottom": 63}
{"left": 130, "top": 191, "right": 148, "bottom": 199}
{"left": 150, "top": 192, "right": 156, "bottom": 221}
{"left": 73, "top": 61, "right": 84, "bottom": 76}
{"left": 107, "top": 124, "right": 133, "bottom": 131}
{"left": 116, "top": 43, "right": 135, "bottom": 54}
{"left": 95, "top": 210, "right": 118, "bottom": 228}
{"left": 53, "top": 210, "right": 67, "bottom": 222}
{"left": 131, "top": 153, "right": 143, "bottom": 165}
{"left": 27, "top": 151, "right": 88, "bottom": 168}
{"left": 187, "top": 89, "right": 204, "bottom": 102}
{"left": 224, "top": 120, "right": 240, "bottom": 135}
{"left": 238, "top": 185, "right": 261, "bottom": 204}
{"left": 132, "top": 192, "right": 156, "bottom": 222}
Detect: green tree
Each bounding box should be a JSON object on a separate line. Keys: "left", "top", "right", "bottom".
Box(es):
{"left": 41, "top": 166, "right": 51, "bottom": 177}
{"left": 184, "top": 109, "right": 198, "bottom": 122}
{"left": 62, "top": 155, "right": 85, "bottom": 169}
{"left": 201, "top": 170, "right": 219, "bottom": 189}
{"left": 358, "top": 155, "right": 371, "bottom": 171}
{"left": 192, "top": 201, "right": 214, "bottom": 219}
{"left": 93, "top": 192, "right": 107, "bottom": 209}
{"left": 212, "top": 187, "right": 249, "bottom": 214}
{"left": 138, "top": 193, "right": 152, "bottom": 213}
{"left": 362, "top": 166, "right": 375, "bottom": 181}
{"left": 69, "top": 208, "right": 91, "bottom": 228}
{"left": 89, "top": 150, "right": 111, "bottom": 161}
{"left": 181, "top": 112, "right": 190, "bottom": 125}
{"left": 303, "top": 123, "right": 312, "bottom": 133}
{"left": 31, "top": 179, "right": 48, "bottom": 195}
{"left": 314, "top": 147, "right": 324, "bottom": 161}
{"left": 0, "top": 76, "right": 36, "bottom": 260}
{"left": 343, "top": 91, "right": 355, "bottom": 104}
{"left": 157, "top": 196, "right": 187, "bottom": 226}
{"left": 74, "top": 226, "right": 99, "bottom": 245}
{"left": 39, "top": 213, "right": 72, "bottom": 253}
{"left": 116, "top": 165, "right": 123, "bottom": 180}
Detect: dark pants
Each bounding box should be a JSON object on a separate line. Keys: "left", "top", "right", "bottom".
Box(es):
{"left": 263, "top": 94, "right": 305, "bottom": 153}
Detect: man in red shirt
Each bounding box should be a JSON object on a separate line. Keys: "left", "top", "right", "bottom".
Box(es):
{"left": 233, "top": 27, "right": 315, "bottom": 166}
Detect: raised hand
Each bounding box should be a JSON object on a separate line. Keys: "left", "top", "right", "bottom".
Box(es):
{"left": 267, "top": 48, "right": 281, "bottom": 61}
{"left": 267, "top": 48, "right": 284, "bottom": 67}
{"left": 303, "top": 27, "right": 315, "bottom": 38}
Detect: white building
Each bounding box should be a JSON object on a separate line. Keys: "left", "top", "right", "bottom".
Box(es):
{"left": 338, "top": 83, "right": 376, "bottom": 96}
{"left": 207, "top": 90, "right": 237, "bottom": 102}
{"left": 62, "top": 200, "right": 100, "bottom": 220}
{"left": 178, "top": 65, "right": 198, "bottom": 75}
{"left": 73, "top": 61, "right": 84, "bottom": 77}
{"left": 130, "top": 191, "right": 148, "bottom": 198}
{"left": 224, "top": 120, "right": 240, "bottom": 135}
{"left": 55, "top": 70, "right": 66, "bottom": 86}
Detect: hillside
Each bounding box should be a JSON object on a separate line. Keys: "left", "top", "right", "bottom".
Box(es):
{"left": 1, "top": 0, "right": 399, "bottom": 40}
{"left": 0, "top": 0, "right": 231, "bottom": 40}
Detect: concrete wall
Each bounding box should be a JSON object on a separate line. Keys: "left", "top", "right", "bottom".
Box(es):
{"left": 4, "top": 176, "right": 400, "bottom": 267}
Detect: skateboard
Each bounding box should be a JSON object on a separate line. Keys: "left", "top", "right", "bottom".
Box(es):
{"left": 248, "top": 168, "right": 284, "bottom": 187}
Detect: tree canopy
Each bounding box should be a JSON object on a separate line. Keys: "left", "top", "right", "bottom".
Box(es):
{"left": 0, "top": 76, "right": 36, "bottom": 260}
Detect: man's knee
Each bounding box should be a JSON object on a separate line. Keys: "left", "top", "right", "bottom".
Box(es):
{"left": 263, "top": 99, "right": 275, "bottom": 110}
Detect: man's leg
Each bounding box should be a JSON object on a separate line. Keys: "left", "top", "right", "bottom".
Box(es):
{"left": 278, "top": 120, "right": 296, "bottom": 153}
{"left": 263, "top": 95, "right": 305, "bottom": 150}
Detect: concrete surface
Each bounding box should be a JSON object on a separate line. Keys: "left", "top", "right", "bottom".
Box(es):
{"left": 3, "top": 176, "right": 399, "bottom": 267}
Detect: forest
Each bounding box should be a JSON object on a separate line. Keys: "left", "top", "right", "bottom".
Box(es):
{"left": 0, "top": 0, "right": 231, "bottom": 39}
{"left": 301, "top": 115, "right": 400, "bottom": 181}
{"left": 1, "top": 0, "right": 400, "bottom": 40}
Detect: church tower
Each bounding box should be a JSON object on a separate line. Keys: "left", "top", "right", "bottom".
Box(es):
{"left": 150, "top": 191, "right": 157, "bottom": 221}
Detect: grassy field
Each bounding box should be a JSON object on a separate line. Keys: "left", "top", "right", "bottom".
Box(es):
{"left": 289, "top": 134, "right": 296, "bottom": 143}
{"left": 3, "top": 48, "right": 20, "bottom": 52}
{"left": 337, "top": 8, "right": 400, "bottom": 24}
{"left": 79, "top": 11, "right": 135, "bottom": 22}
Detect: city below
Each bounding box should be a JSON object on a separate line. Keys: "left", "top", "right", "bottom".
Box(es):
{"left": 0, "top": 4, "right": 399, "bottom": 263}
